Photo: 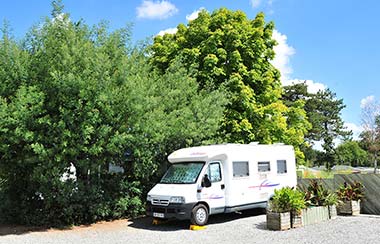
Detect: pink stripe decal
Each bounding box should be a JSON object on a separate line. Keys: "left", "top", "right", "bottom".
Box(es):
{"left": 249, "top": 180, "right": 280, "bottom": 190}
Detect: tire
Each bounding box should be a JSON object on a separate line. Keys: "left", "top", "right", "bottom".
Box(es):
{"left": 191, "top": 204, "right": 209, "bottom": 226}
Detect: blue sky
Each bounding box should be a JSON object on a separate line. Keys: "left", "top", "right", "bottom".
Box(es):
{"left": 1, "top": 0, "right": 379, "bottom": 139}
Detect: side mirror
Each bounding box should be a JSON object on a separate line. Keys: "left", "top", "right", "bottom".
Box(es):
{"left": 201, "top": 174, "right": 212, "bottom": 188}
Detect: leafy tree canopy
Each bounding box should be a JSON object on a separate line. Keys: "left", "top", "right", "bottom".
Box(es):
{"left": 0, "top": 3, "right": 225, "bottom": 226}
{"left": 151, "top": 8, "right": 311, "bottom": 162}
{"left": 335, "top": 140, "right": 368, "bottom": 167}
{"left": 283, "top": 82, "right": 351, "bottom": 167}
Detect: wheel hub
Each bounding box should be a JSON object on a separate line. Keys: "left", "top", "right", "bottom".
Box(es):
{"left": 196, "top": 208, "right": 207, "bottom": 223}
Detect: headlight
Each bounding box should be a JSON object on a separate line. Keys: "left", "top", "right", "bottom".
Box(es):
{"left": 170, "top": 196, "right": 185, "bottom": 204}
{"left": 147, "top": 195, "right": 152, "bottom": 201}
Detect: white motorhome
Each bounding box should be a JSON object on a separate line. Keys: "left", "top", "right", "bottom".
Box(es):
{"left": 146, "top": 143, "right": 297, "bottom": 225}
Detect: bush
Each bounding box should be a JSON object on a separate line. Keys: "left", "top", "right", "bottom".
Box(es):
{"left": 336, "top": 181, "right": 364, "bottom": 202}
{"left": 304, "top": 180, "right": 338, "bottom": 206}
{"left": 0, "top": 2, "right": 225, "bottom": 227}
{"left": 269, "top": 187, "right": 306, "bottom": 214}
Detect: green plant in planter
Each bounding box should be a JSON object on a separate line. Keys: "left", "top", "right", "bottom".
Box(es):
{"left": 304, "top": 180, "right": 336, "bottom": 206}
{"left": 267, "top": 187, "right": 306, "bottom": 230}
{"left": 290, "top": 190, "right": 306, "bottom": 215}
{"left": 270, "top": 187, "right": 306, "bottom": 213}
{"left": 269, "top": 187, "right": 293, "bottom": 213}
{"left": 336, "top": 181, "right": 364, "bottom": 201}
{"left": 336, "top": 181, "right": 364, "bottom": 216}
{"left": 325, "top": 192, "right": 340, "bottom": 206}
{"left": 325, "top": 192, "right": 339, "bottom": 219}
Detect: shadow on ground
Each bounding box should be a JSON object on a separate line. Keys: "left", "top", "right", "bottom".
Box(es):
{"left": 128, "top": 208, "right": 266, "bottom": 232}
{"left": 0, "top": 209, "right": 268, "bottom": 235}
{"left": 0, "top": 224, "right": 77, "bottom": 236}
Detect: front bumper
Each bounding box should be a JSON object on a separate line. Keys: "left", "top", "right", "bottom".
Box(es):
{"left": 146, "top": 201, "right": 196, "bottom": 220}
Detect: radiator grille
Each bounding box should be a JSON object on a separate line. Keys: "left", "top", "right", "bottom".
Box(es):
{"left": 152, "top": 198, "right": 169, "bottom": 206}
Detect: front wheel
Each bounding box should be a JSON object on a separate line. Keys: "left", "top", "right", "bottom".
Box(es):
{"left": 191, "top": 204, "right": 209, "bottom": 226}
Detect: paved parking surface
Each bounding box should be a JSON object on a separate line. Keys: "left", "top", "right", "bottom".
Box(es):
{"left": 1, "top": 210, "right": 379, "bottom": 244}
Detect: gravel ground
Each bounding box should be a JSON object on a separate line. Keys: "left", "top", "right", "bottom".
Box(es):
{"left": 1, "top": 210, "right": 379, "bottom": 244}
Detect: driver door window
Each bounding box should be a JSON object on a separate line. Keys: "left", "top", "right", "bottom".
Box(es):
{"left": 208, "top": 162, "right": 222, "bottom": 182}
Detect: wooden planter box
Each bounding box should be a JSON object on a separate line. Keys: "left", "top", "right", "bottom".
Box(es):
{"left": 328, "top": 205, "right": 337, "bottom": 219}
{"left": 267, "top": 211, "right": 291, "bottom": 231}
{"left": 291, "top": 211, "right": 303, "bottom": 228}
{"left": 337, "top": 200, "right": 360, "bottom": 216}
{"left": 301, "top": 206, "right": 329, "bottom": 226}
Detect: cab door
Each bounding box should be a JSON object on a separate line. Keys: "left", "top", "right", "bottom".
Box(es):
{"left": 200, "top": 161, "right": 225, "bottom": 214}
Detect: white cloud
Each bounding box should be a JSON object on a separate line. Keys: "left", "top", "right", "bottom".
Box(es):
{"left": 271, "top": 29, "right": 295, "bottom": 83}
{"left": 312, "top": 138, "right": 342, "bottom": 151}
{"left": 311, "top": 140, "right": 323, "bottom": 151}
{"left": 186, "top": 7, "right": 205, "bottom": 21}
{"left": 345, "top": 122, "right": 362, "bottom": 140}
{"left": 360, "top": 95, "right": 375, "bottom": 109}
{"left": 250, "top": 0, "right": 262, "bottom": 8}
{"left": 304, "top": 80, "right": 326, "bottom": 93}
{"left": 136, "top": 0, "right": 178, "bottom": 20}
{"left": 250, "top": 0, "right": 276, "bottom": 13}
{"left": 157, "top": 27, "right": 177, "bottom": 36}
{"left": 284, "top": 79, "right": 326, "bottom": 94}
{"left": 271, "top": 29, "right": 327, "bottom": 94}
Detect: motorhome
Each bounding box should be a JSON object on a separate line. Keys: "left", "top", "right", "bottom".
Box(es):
{"left": 146, "top": 143, "right": 297, "bottom": 225}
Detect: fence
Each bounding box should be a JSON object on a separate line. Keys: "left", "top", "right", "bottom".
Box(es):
{"left": 298, "top": 174, "right": 380, "bottom": 215}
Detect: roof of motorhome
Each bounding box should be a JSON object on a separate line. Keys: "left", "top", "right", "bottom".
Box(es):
{"left": 168, "top": 143, "right": 293, "bottom": 163}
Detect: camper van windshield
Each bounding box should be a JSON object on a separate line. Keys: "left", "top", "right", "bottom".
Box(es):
{"left": 160, "top": 162, "right": 205, "bottom": 184}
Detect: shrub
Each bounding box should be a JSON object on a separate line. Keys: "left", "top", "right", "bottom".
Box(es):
{"left": 304, "top": 180, "right": 338, "bottom": 206}
{"left": 269, "top": 187, "right": 306, "bottom": 214}
{"left": 336, "top": 181, "right": 364, "bottom": 202}
{"left": 0, "top": 2, "right": 225, "bottom": 227}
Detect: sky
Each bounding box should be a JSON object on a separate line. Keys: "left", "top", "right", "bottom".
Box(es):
{"left": 1, "top": 0, "right": 379, "bottom": 140}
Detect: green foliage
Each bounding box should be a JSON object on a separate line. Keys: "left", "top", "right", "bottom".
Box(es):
{"left": 270, "top": 187, "right": 306, "bottom": 214}
{"left": 150, "top": 8, "right": 311, "bottom": 163}
{"left": 0, "top": 3, "right": 225, "bottom": 226}
{"left": 324, "top": 191, "right": 340, "bottom": 206}
{"left": 335, "top": 141, "right": 368, "bottom": 167}
{"left": 304, "top": 180, "right": 338, "bottom": 206}
{"left": 336, "top": 181, "right": 364, "bottom": 202}
{"left": 283, "top": 82, "right": 352, "bottom": 167}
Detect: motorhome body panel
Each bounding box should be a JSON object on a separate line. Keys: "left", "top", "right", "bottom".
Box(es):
{"left": 222, "top": 145, "right": 296, "bottom": 210}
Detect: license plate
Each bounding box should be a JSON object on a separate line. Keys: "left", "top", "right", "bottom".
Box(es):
{"left": 153, "top": 212, "right": 165, "bottom": 218}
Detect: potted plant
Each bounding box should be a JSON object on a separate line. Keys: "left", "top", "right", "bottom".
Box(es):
{"left": 267, "top": 187, "right": 305, "bottom": 230}
{"left": 289, "top": 189, "right": 306, "bottom": 228}
{"left": 267, "top": 187, "right": 292, "bottom": 230}
{"left": 325, "top": 192, "right": 339, "bottom": 219}
{"left": 336, "top": 181, "right": 364, "bottom": 216}
{"left": 302, "top": 180, "right": 332, "bottom": 225}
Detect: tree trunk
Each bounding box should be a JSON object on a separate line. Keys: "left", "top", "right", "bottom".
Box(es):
{"left": 374, "top": 154, "right": 378, "bottom": 174}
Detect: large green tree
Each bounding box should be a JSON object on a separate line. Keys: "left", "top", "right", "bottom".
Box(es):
{"left": 0, "top": 2, "right": 225, "bottom": 226}
{"left": 151, "top": 8, "right": 310, "bottom": 162}
{"left": 335, "top": 141, "right": 368, "bottom": 167}
{"left": 283, "top": 82, "right": 352, "bottom": 167}
{"left": 307, "top": 89, "right": 352, "bottom": 167}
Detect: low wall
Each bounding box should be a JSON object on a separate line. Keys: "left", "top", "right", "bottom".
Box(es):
{"left": 298, "top": 174, "right": 380, "bottom": 215}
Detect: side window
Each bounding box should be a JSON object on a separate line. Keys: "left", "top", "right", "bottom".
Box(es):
{"left": 258, "top": 161, "right": 270, "bottom": 172}
{"left": 277, "top": 160, "right": 287, "bottom": 174}
{"left": 233, "top": 161, "right": 249, "bottom": 177}
{"left": 208, "top": 162, "right": 222, "bottom": 182}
